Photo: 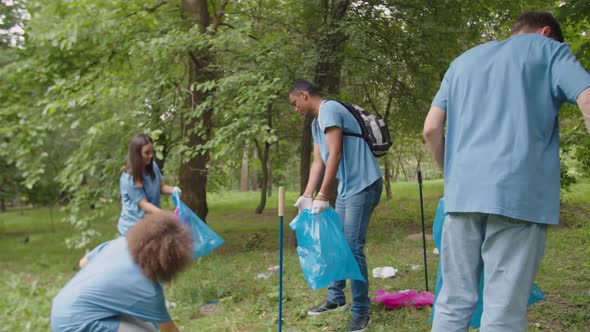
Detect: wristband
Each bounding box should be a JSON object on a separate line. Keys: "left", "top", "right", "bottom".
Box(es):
{"left": 317, "top": 192, "right": 329, "bottom": 199}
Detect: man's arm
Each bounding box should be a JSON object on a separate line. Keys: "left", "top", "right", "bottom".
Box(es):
{"left": 303, "top": 144, "right": 325, "bottom": 197}
{"left": 577, "top": 87, "right": 590, "bottom": 134}
{"left": 156, "top": 321, "right": 179, "bottom": 332}
{"left": 317, "top": 127, "right": 342, "bottom": 198}
{"left": 423, "top": 106, "right": 447, "bottom": 170}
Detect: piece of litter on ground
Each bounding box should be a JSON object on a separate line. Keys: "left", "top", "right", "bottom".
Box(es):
{"left": 200, "top": 300, "right": 219, "bottom": 307}
{"left": 432, "top": 248, "right": 439, "bottom": 255}
{"left": 410, "top": 264, "right": 421, "bottom": 271}
{"left": 372, "top": 266, "right": 398, "bottom": 279}
{"left": 268, "top": 264, "right": 280, "bottom": 272}
{"left": 372, "top": 289, "right": 434, "bottom": 309}
{"left": 165, "top": 300, "right": 177, "bottom": 308}
{"left": 255, "top": 271, "right": 273, "bottom": 280}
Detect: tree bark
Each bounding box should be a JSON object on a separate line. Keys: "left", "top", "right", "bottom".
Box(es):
{"left": 255, "top": 104, "right": 273, "bottom": 213}
{"left": 240, "top": 149, "right": 249, "bottom": 191}
{"left": 384, "top": 156, "right": 392, "bottom": 200}
{"left": 300, "top": 115, "right": 313, "bottom": 195}
{"left": 268, "top": 154, "right": 273, "bottom": 197}
{"left": 255, "top": 140, "right": 270, "bottom": 214}
{"left": 178, "top": 0, "right": 227, "bottom": 221}
{"left": 300, "top": 0, "right": 350, "bottom": 201}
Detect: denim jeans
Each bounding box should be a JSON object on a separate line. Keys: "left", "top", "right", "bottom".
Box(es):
{"left": 431, "top": 213, "right": 547, "bottom": 332}
{"left": 327, "top": 179, "right": 383, "bottom": 317}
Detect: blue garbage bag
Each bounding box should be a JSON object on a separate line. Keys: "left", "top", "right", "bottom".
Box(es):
{"left": 290, "top": 207, "right": 365, "bottom": 291}
{"left": 171, "top": 192, "right": 224, "bottom": 259}
{"left": 430, "top": 198, "right": 545, "bottom": 328}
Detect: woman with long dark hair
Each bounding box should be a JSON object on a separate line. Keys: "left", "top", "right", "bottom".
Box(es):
{"left": 117, "top": 134, "right": 180, "bottom": 236}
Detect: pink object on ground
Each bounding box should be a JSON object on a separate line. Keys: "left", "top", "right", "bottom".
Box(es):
{"left": 372, "top": 289, "right": 434, "bottom": 310}
{"left": 174, "top": 207, "right": 179, "bottom": 216}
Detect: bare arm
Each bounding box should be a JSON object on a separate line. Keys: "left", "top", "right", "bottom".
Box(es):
{"left": 156, "top": 321, "right": 180, "bottom": 332}
{"left": 138, "top": 199, "right": 162, "bottom": 214}
{"left": 317, "top": 127, "right": 342, "bottom": 198}
{"left": 303, "top": 144, "right": 325, "bottom": 197}
{"left": 160, "top": 182, "right": 175, "bottom": 195}
{"left": 78, "top": 253, "right": 89, "bottom": 268}
{"left": 577, "top": 87, "right": 590, "bottom": 134}
{"left": 423, "top": 106, "right": 447, "bottom": 170}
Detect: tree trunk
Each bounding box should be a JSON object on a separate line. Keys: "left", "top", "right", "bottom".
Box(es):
{"left": 178, "top": 0, "right": 220, "bottom": 221}
{"left": 240, "top": 149, "right": 249, "bottom": 191}
{"left": 300, "top": 114, "right": 314, "bottom": 195}
{"left": 300, "top": 0, "right": 350, "bottom": 196}
{"left": 255, "top": 141, "right": 270, "bottom": 214}
{"left": 0, "top": 198, "right": 5, "bottom": 212}
{"left": 256, "top": 104, "right": 273, "bottom": 213}
{"left": 384, "top": 156, "right": 392, "bottom": 200}
{"left": 268, "top": 154, "right": 273, "bottom": 197}
{"left": 251, "top": 148, "right": 259, "bottom": 190}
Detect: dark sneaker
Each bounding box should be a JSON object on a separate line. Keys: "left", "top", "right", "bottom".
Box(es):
{"left": 307, "top": 300, "right": 347, "bottom": 316}
{"left": 347, "top": 315, "right": 370, "bottom": 332}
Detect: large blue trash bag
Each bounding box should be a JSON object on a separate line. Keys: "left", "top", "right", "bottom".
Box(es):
{"left": 430, "top": 198, "right": 545, "bottom": 328}
{"left": 290, "top": 207, "right": 365, "bottom": 291}
{"left": 171, "top": 192, "right": 224, "bottom": 259}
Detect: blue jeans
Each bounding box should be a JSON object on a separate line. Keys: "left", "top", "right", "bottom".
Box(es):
{"left": 327, "top": 179, "right": 383, "bottom": 317}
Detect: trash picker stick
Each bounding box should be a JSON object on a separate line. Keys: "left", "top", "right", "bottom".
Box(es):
{"left": 278, "top": 186, "right": 285, "bottom": 332}
{"left": 417, "top": 171, "right": 429, "bottom": 292}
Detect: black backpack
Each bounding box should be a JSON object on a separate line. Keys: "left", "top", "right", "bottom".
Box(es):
{"left": 333, "top": 100, "right": 393, "bottom": 158}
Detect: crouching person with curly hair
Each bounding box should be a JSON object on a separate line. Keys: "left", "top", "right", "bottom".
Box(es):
{"left": 51, "top": 212, "right": 192, "bottom": 332}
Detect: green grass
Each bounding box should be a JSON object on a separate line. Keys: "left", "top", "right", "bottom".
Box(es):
{"left": 1, "top": 179, "right": 589, "bottom": 331}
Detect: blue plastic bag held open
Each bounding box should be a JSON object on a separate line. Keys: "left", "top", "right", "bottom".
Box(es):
{"left": 171, "top": 192, "right": 224, "bottom": 259}
{"left": 289, "top": 207, "right": 365, "bottom": 291}
{"left": 430, "top": 198, "right": 544, "bottom": 328}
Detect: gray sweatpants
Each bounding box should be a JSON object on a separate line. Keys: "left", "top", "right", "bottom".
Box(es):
{"left": 431, "top": 213, "right": 547, "bottom": 332}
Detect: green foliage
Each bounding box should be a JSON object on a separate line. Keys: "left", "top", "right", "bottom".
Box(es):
{"left": 1, "top": 0, "right": 589, "bottom": 245}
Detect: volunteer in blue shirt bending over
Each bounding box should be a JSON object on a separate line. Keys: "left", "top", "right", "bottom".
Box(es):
{"left": 118, "top": 133, "right": 181, "bottom": 236}
{"left": 51, "top": 212, "right": 192, "bottom": 332}
{"left": 423, "top": 11, "right": 590, "bottom": 332}
{"left": 290, "top": 80, "right": 383, "bottom": 332}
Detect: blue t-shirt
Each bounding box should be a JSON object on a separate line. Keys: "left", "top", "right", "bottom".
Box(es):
{"left": 432, "top": 34, "right": 590, "bottom": 225}
{"left": 312, "top": 100, "right": 383, "bottom": 198}
{"left": 117, "top": 161, "right": 163, "bottom": 235}
{"left": 51, "top": 237, "right": 170, "bottom": 332}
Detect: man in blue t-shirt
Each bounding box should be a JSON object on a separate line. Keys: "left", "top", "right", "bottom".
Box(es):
{"left": 290, "top": 80, "right": 383, "bottom": 332}
{"left": 423, "top": 11, "right": 590, "bottom": 332}
{"left": 51, "top": 212, "right": 193, "bottom": 332}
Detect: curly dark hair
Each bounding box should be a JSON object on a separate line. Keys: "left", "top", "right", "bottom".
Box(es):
{"left": 127, "top": 212, "right": 193, "bottom": 282}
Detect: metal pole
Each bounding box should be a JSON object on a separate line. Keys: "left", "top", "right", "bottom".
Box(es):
{"left": 417, "top": 171, "right": 429, "bottom": 292}
{"left": 278, "top": 186, "right": 285, "bottom": 331}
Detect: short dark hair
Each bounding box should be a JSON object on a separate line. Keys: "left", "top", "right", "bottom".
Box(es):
{"left": 290, "top": 80, "right": 321, "bottom": 96}
{"left": 127, "top": 212, "right": 193, "bottom": 282}
{"left": 511, "top": 11, "right": 563, "bottom": 43}
{"left": 125, "top": 133, "right": 155, "bottom": 184}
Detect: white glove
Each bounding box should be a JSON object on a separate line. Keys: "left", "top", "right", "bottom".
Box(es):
{"left": 172, "top": 186, "right": 182, "bottom": 195}
{"left": 311, "top": 199, "right": 330, "bottom": 215}
{"left": 294, "top": 196, "right": 313, "bottom": 213}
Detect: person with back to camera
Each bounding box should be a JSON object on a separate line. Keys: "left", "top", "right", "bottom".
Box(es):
{"left": 423, "top": 11, "right": 590, "bottom": 332}
{"left": 51, "top": 212, "right": 193, "bottom": 332}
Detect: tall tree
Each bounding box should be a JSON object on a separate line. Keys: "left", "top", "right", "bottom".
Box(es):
{"left": 178, "top": 0, "right": 229, "bottom": 220}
